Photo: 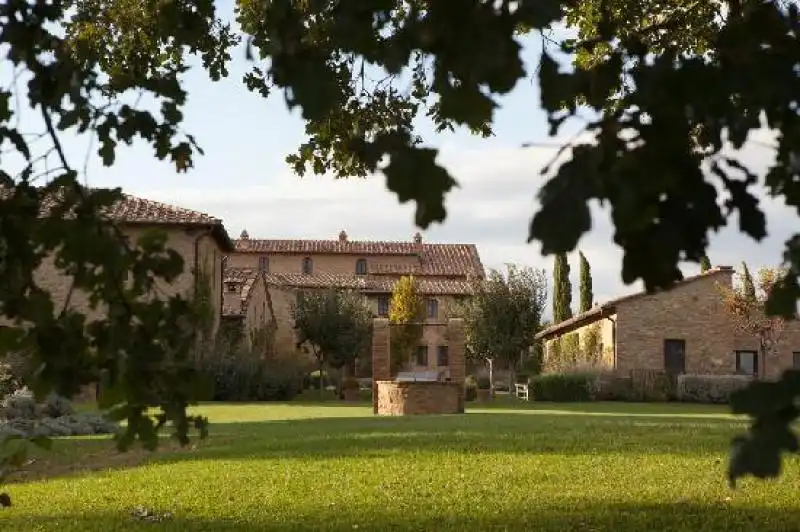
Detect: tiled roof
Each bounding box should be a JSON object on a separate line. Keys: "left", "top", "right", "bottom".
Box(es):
{"left": 0, "top": 185, "right": 234, "bottom": 251}
{"left": 104, "top": 194, "right": 222, "bottom": 225}
{"left": 235, "top": 237, "right": 485, "bottom": 278}
{"left": 222, "top": 268, "right": 262, "bottom": 316}
{"left": 534, "top": 266, "right": 735, "bottom": 340}
{"left": 263, "top": 273, "right": 474, "bottom": 295}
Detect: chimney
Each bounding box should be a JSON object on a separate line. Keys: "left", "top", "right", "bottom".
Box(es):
{"left": 339, "top": 230, "right": 348, "bottom": 242}
{"left": 238, "top": 228, "right": 250, "bottom": 249}
{"left": 413, "top": 232, "right": 422, "bottom": 245}
{"left": 240, "top": 229, "right": 249, "bottom": 239}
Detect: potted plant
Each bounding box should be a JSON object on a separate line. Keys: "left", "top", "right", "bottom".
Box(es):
{"left": 476, "top": 375, "right": 492, "bottom": 403}
{"left": 342, "top": 378, "right": 361, "bottom": 402}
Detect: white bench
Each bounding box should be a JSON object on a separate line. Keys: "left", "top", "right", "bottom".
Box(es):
{"left": 514, "top": 383, "right": 529, "bottom": 401}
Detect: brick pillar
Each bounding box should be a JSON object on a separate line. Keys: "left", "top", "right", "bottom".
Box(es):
{"left": 447, "top": 318, "right": 466, "bottom": 413}
{"left": 372, "top": 318, "right": 391, "bottom": 414}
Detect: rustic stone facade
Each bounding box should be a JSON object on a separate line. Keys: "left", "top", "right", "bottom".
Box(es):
{"left": 538, "top": 267, "right": 800, "bottom": 379}
{"left": 372, "top": 317, "right": 466, "bottom": 415}
{"left": 221, "top": 269, "right": 275, "bottom": 347}
{"left": 25, "top": 224, "right": 228, "bottom": 335}
{"left": 11, "top": 193, "right": 234, "bottom": 403}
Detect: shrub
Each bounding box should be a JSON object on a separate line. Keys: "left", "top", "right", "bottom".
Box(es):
{"left": 0, "top": 389, "right": 117, "bottom": 438}
{"left": 476, "top": 376, "right": 491, "bottom": 390}
{"left": 529, "top": 373, "right": 598, "bottom": 402}
{"left": 594, "top": 374, "right": 634, "bottom": 401}
{"left": 201, "top": 356, "right": 302, "bottom": 402}
{"left": 677, "top": 374, "right": 753, "bottom": 404}
{"left": 629, "top": 369, "right": 676, "bottom": 402}
{"left": 0, "top": 363, "right": 18, "bottom": 399}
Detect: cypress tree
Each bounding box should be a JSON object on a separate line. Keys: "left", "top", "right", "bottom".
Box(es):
{"left": 741, "top": 262, "right": 756, "bottom": 302}
{"left": 579, "top": 251, "right": 593, "bottom": 313}
{"left": 552, "top": 253, "right": 573, "bottom": 323}
{"left": 700, "top": 255, "right": 711, "bottom": 272}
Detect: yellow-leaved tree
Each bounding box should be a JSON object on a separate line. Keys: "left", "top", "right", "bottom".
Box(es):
{"left": 388, "top": 275, "right": 426, "bottom": 375}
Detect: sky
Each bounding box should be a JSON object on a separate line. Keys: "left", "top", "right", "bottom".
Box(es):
{"left": 5, "top": 2, "right": 797, "bottom": 306}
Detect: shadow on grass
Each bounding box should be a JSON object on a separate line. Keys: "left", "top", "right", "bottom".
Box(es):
{"left": 2, "top": 502, "right": 798, "bottom": 531}
{"left": 7, "top": 411, "right": 750, "bottom": 485}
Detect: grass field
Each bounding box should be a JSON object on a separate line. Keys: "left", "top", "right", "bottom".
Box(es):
{"left": 1, "top": 400, "right": 799, "bottom": 531}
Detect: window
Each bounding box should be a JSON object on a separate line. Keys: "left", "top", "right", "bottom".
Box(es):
{"left": 794, "top": 352, "right": 800, "bottom": 370}
{"left": 258, "top": 256, "right": 269, "bottom": 272}
{"left": 735, "top": 350, "right": 758, "bottom": 376}
{"left": 355, "top": 258, "right": 367, "bottom": 275}
{"left": 426, "top": 298, "right": 439, "bottom": 319}
{"left": 377, "top": 296, "right": 389, "bottom": 317}
{"left": 416, "top": 345, "right": 428, "bottom": 366}
{"left": 663, "top": 339, "right": 686, "bottom": 375}
{"left": 302, "top": 257, "right": 313, "bottom": 274}
{"left": 295, "top": 290, "right": 306, "bottom": 305}
{"left": 437, "top": 345, "right": 449, "bottom": 367}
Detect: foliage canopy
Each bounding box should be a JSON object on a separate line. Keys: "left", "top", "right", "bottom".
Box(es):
{"left": 291, "top": 289, "right": 373, "bottom": 375}
{"left": 388, "top": 275, "right": 426, "bottom": 373}
{"left": 458, "top": 264, "right": 548, "bottom": 371}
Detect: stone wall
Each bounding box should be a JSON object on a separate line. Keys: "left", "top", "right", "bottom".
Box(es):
{"left": 11, "top": 225, "right": 226, "bottom": 335}
{"left": 614, "top": 269, "right": 736, "bottom": 374}
{"left": 376, "top": 381, "right": 461, "bottom": 415}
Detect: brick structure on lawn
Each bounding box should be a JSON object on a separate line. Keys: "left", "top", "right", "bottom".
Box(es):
{"left": 372, "top": 318, "right": 466, "bottom": 415}
{"left": 536, "top": 266, "right": 800, "bottom": 379}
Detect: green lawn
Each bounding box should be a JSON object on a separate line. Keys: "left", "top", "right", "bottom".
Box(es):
{"left": 1, "top": 400, "right": 799, "bottom": 531}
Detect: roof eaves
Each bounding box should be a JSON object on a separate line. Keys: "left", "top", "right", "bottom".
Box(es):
{"left": 534, "top": 305, "right": 616, "bottom": 340}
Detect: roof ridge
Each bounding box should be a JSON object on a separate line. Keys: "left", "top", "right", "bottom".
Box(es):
{"left": 235, "top": 236, "right": 476, "bottom": 247}
{"left": 120, "top": 193, "right": 221, "bottom": 223}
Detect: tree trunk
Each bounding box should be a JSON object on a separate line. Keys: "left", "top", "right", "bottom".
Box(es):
{"left": 318, "top": 359, "right": 324, "bottom": 399}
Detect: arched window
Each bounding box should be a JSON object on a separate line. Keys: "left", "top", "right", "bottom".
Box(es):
{"left": 355, "top": 258, "right": 367, "bottom": 275}
{"left": 302, "top": 257, "right": 313, "bottom": 274}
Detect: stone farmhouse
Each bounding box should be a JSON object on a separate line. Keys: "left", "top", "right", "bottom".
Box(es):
{"left": 8, "top": 186, "right": 484, "bottom": 371}
{"left": 226, "top": 230, "right": 485, "bottom": 370}
{"left": 4, "top": 189, "right": 233, "bottom": 335}
{"left": 535, "top": 266, "right": 800, "bottom": 379}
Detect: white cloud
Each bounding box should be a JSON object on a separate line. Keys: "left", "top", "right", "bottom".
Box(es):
{"left": 130, "top": 130, "right": 796, "bottom": 311}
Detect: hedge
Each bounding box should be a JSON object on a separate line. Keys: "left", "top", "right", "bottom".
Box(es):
{"left": 529, "top": 373, "right": 598, "bottom": 402}
{"left": 677, "top": 374, "right": 753, "bottom": 404}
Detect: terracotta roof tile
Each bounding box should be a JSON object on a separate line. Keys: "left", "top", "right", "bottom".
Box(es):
{"left": 263, "top": 273, "right": 473, "bottom": 295}
{"left": 105, "top": 194, "right": 222, "bottom": 225}
{"left": 236, "top": 237, "right": 484, "bottom": 278}
{"left": 222, "top": 268, "right": 262, "bottom": 316}
{"left": 0, "top": 185, "right": 234, "bottom": 251}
